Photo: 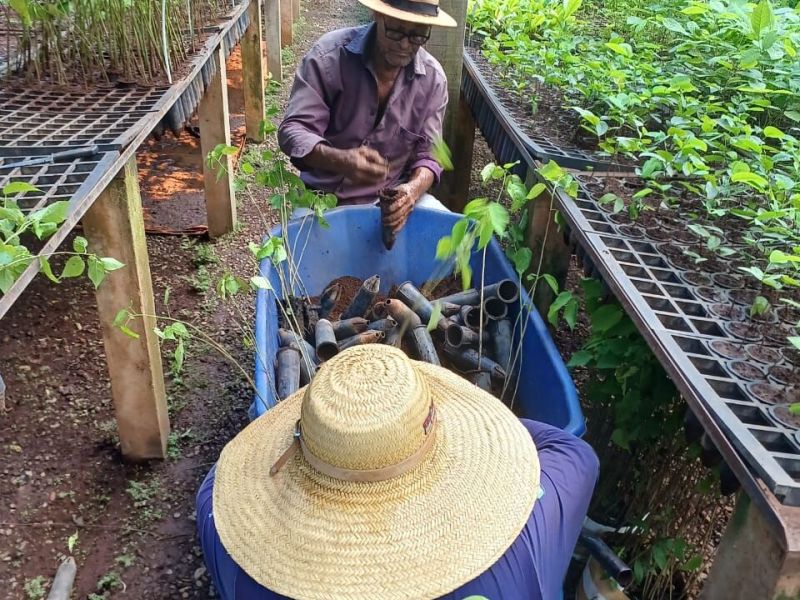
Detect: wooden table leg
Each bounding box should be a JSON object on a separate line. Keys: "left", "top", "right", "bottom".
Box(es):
{"left": 524, "top": 167, "right": 570, "bottom": 318}
{"left": 81, "top": 157, "right": 169, "bottom": 461}
{"left": 280, "top": 0, "right": 293, "bottom": 48}
{"left": 264, "top": 0, "right": 282, "bottom": 83}
{"left": 198, "top": 44, "right": 237, "bottom": 238}
{"left": 702, "top": 494, "right": 800, "bottom": 600}
{"left": 241, "top": 0, "right": 266, "bottom": 142}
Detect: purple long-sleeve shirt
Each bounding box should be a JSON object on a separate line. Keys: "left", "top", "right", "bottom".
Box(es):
{"left": 278, "top": 23, "right": 447, "bottom": 204}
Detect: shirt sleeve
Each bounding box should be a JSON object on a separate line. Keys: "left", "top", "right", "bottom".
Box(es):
{"left": 408, "top": 73, "right": 448, "bottom": 184}
{"left": 278, "top": 50, "right": 332, "bottom": 168}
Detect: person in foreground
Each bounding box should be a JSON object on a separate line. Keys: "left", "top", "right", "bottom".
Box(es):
{"left": 277, "top": 0, "right": 457, "bottom": 232}
{"left": 197, "top": 345, "right": 599, "bottom": 599}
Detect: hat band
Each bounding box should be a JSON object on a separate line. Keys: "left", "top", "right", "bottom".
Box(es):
{"left": 382, "top": 0, "right": 439, "bottom": 17}
{"left": 270, "top": 405, "right": 438, "bottom": 482}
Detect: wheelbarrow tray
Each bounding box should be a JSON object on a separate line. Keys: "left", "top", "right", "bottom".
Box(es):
{"left": 253, "top": 205, "right": 584, "bottom": 436}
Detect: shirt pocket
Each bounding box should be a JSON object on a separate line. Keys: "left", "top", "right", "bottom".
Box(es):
{"left": 386, "top": 126, "right": 425, "bottom": 168}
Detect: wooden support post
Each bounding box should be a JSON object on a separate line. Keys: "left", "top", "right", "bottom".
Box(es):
{"left": 280, "top": 0, "right": 293, "bottom": 48}
{"left": 524, "top": 165, "right": 570, "bottom": 318}
{"left": 241, "top": 0, "right": 266, "bottom": 142}
{"left": 198, "top": 43, "right": 237, "bottom": 238}
{"left": 702, "top": 494, "right": 800, "bottom": 600}
{"left": 426, "top": 0, "right": 472, "bottom": 211}
{"left": 264, "top": 0, "right": 282, "bottom": 82}
{"left": 436, "top": 89, "right": 475, "bottom": 213}
{"left": 292, "top": 0, "right": 300, "bottom": 21}
{"left": 81, "top": 157, "right": 169, "bottom": 461}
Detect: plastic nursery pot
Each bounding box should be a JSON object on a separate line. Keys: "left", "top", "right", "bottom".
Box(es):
{"left": 708, "top": 339, "right": 747, "bottom": 361}
{"left": 722, "top": 321, "right": 763, "bottom": 343}
{"left": 341, "top": 275, "right": 380, "bottom": 320}
{"left": 276, "top": 347, "right": 301, "bottom": 400}
{"left": 314, "top": 319, "right": 339, "bottom": 362}
{"left": 711, "top": 272, "right": 745, "bottom": 290}
{"left": 695, "top": 286, "right": 728, "bottom": 303}
{"left": 768, "top": 404, "right": 800, "bottom": 432}
{"left": 724, "top": 360, "right": 767, "bottom": 382}
{"left": 746, "top": 382, "right": 792, "bottom": 405}
{"left": 338, "top": 330, "right": 385, "bottom": 351}
{"left": 744, "top": 344, "right": 783, "bottom": 365}
{"left": 679, "top": 271, "right": 714, "bottom": 288}
{"left": 769, "top": 365, "right": 800, "bottom": 387}
{"left": 728, "top": 288, "right": 759, "bottom": 306}
{"left": 331, "top": 317, "right": 369, "bottom": 340}
{"left": 708, "top": 303, "right": 747, "bottom": 321}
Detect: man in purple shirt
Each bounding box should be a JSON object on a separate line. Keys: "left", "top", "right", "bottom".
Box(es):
{"left": 278, "top": 0, "right": 457, "bottom": 233}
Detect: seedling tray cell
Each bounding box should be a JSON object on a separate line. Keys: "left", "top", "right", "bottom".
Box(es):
{"left": 552, "top": 178, "right": 800, "bottom": 505}
{"left": 0, "top": 86, "right": 168, "bottom": 114}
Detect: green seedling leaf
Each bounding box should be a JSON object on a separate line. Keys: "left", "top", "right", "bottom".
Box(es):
{"left": 250, "top": 276, "right": 273, "bottom": 291}
{"left": 426, "top": 302, "right": 442, "bottom": 332}
{"left": 67, "top": 531, "right": 78, "bottom": 554}
{"left": 436, "top": 236, "right": 454, "bottom": 260}
{"left": 432, "top": 137, "right": 454, "bottom": 171}
{"left": 592, "top": 304, "right": 623, "bottom": 332}
{"left": 480, "top": 162, "right": 504, "bottom": 183}
{"left": 506, "top": 176, "right": 528, "bottom": 211}
{"left": 87, "top": 257, "right": 106, "bottom": 289}
{"left": 63, "top": 255, "right": 87, "bottom": 280}
{"left": 510, "top": 247, "right": 532, "bottom": 275}
{"left": 526, "top": 182, "right": 546, "bottom": 200}
{"left": 789, "top": 403, "right": 800, "bottom": 416}
{"left": 100, "top": 257, "right": 124, "bottom": 272}
{"left": 567, "top": 349, "right": 592, "bottom": 367}
{"left": 2, "top": 181, "right": 39, "bottom": 196}
{"left": 788, "top": 337, "right": 800, "bottom": 351}
{"left": 537, "top": 160, "right": 564, "bottom": 183}
{"left": 542, "top": 273, "right": 559, "bottom": 294}
{"left": 73, "top": 236, "right": 88, "bottom": 253}
{"left": 763, "top": 126, "right": 784, "bottom": 139}
{"left": 174, "top": 339, "right": 185, "bottom": 372}
{"left": 750, "top": 0, "right": 773, "bottom": 39}
{"left": 750, "top": 295, "right": 770, "bottom": 317}
{"left": 38, "top": 256, "right": 59, "bottom": 283}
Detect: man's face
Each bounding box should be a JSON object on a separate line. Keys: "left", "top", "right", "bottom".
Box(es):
{"left": 374, "top": 14, "right": 431, "bottom": 69}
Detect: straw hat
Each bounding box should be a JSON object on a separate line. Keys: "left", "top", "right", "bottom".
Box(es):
{"left": 213, "top": 345, "right": 539, "bottom": 600}
{"left": 358, "top": 0, "right": 458, "bottom": 27}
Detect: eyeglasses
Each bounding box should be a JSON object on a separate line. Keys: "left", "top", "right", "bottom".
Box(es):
{"left": 383, "top": 22, "right": 430, "bottom": 46}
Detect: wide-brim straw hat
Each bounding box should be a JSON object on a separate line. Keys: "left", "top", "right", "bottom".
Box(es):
{"left": 213, "top": 345, "right": 539, "bottom": 600}
{"left": 358, "top": 0, "right": 458, "bottom": 27}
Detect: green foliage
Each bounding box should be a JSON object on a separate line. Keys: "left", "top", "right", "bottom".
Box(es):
{"left": 23, "top": 576, "right": 47, "bottom": 600}
{"left": 469, "top": 0, "right": 800, "bottom": 289}
{"left": 0, "top": 180, "right": 124, "bottom": 293}
{"left": 568, "top": 279, "right": 683, "bottom": 450}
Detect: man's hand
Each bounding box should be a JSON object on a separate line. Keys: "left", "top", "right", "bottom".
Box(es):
{"left": 381, "top": 183, "right": 419, "bottom": 234}
{"left": 307, "top": 144, "right": 389, "bottom": 185}
{"left": 341, "top": 146, "right": 389, "bottom": 185}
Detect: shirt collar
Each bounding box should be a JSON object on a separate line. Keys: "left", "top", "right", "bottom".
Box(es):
{"left": 345, "top": 23, "right": 427, "bottom": 79}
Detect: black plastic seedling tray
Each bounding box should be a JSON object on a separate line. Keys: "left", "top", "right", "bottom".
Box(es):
{"left": 553, "top": 176, "right": 800, "bottom": 505}
{"left": 462, "top": 52, "right": 626, "bottom": 173}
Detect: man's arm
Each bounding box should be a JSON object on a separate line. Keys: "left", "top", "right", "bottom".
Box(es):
{"left": 277, "top": 53, "right": 332, "bottom": 168}
{"left": 278, "top": 52, "right": 390, "bottom": 186}
{"left": 382, "top": 74, "right": 448, "bottom": 233}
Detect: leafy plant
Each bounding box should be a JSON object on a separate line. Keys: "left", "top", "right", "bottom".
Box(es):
{"left": 23, "top": 576, "right": 47, "bottom": 600}
{"left": 0, "top": 182, "right": 124, "bottom": 294}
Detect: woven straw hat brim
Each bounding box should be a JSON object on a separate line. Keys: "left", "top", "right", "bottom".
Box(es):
{"left": 358, "top": 0, "right": 458, "bottom": 27}
{"left": 213, "top": 361, "right": 539, "bottom": 600}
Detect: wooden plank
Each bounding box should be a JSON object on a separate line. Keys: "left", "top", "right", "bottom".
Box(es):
{"left": 264, "top": 0, "right": 282, "bottom": 83}
{"left": 241, "top": 0, "right": 266, "bottom": 142}
{"left": 280, "top": 0, "right": 293, "bottom": 48}
{"left": 435, "top": 88, "right": 475, "bottom": 212}
{"left": 426, "top": 0, "right": 471, "bottom": 211}
{"left": 293, "top": 0, "right": 300, "bottom": 21}
{"left": 524, "top": 166, "right": 570, "bottom": 318}
{"left": 198, "top": 43, "right": 237, "bottom": 238}
{"left": 81, "top": 157, "right": 169, "bottom": 461}
{"left": 702, "top": 494, "right": 800, "bottom": 599}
